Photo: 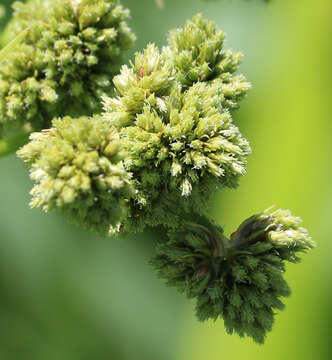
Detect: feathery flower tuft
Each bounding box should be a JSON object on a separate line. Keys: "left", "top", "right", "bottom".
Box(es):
{"left": 17, "top": 115, "right": 133, "bottom": 235}
{"left": 0, "top": 0, "right": 135, "bottom": 137}
{"left": 101, "top": 15, "right": 251, "bottom": 233}
{"left": 151, "top": 208, "right": 315, "bottom": 343}
{"left": 166, "top": 13, "right": 251, "bottom": 105}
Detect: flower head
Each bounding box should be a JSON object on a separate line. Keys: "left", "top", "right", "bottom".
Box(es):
{"left": 101, "top": 15, "right": 251, "bottom": 233}
{"left": 166, "top": 13, "right": 251, "bottom": 107}
{"left": 18, "top": 115, "right": 133, "bottom": 235}
{"left": 0, "top": 0, "right": 135, "bottom": 137}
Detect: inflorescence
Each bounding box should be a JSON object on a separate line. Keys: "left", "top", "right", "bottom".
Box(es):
{"left": 19, "top": 14, "right": 252, "bottom": 235}
{"left": 151, "top": 208, "right": 315, "bottom": 343}
{"left": 0, "top": 0, "right": 135, "bottom": 137}
{"left": 8, "top": 7, "right": 314, "bottom": 343}
{"left": 101, "top": 15, "right": 251, "bottom": 233}
{"left": 18, "top": 115, "right": 133, "bottom": 234}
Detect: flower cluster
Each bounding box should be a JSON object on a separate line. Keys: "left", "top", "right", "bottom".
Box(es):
{"left": 166, "top": 13, "right": 249, "bottom": 102}
{"left": 18, "top": 115, "right": 133, "bottom": 235}
{"left": 0, "top": 0, "right": 135, "bottom": 137}
{"left": 101, "top": 15, "right": 251, "bottom": 232}
{"left": 19, "top": 15, "right": 251, "bottom": 234}
{"left": 151, "top": 208, "right": 315, "bottom": 343}
{"left": 16, "top": 10, "right": 314, "bottom": 343}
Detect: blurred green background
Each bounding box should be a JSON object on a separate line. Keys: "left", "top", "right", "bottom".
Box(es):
{"left": 0, "top": 0, "right": 331, "bottom": 358}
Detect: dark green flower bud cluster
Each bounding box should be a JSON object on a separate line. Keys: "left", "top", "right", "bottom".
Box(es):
{"left": 0, "top": 0, "right": 135, "bottom": 137}
{"left": 18, "top": 115, "right": 133, "bottom": 235}
{"left": 151, "top": 208, "right": 315, "bottom": 343}
{"left": 228, "top": 208, "right": 315, "bottom": 263}
{"left": 101, "top": 15, "right": 251, "bottom": 232}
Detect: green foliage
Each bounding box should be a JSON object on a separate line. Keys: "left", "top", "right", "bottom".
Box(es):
{"left": 0, "top": 0, "right": 135, "bottom": 137}
{"left": 151, "top": 208, "right": 315, "bottom": 343}
{"left": 18, "top": 115, "right": 133, "bottom": 235}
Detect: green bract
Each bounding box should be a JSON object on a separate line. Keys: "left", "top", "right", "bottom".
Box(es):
{"left": 151, "top": 208, "right": 315, "bottom": 343}
{"left": 17, "top": 115, "right": 133, "bottom": 235}
{"left": 101, "top": 16, "right": 251, "bottom": 233}
{"left": 0, "top": 0, "right": 135, "bottom": 137}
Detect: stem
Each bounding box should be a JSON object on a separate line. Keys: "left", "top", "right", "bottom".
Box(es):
{"left": 0, "top": 133, "right": 30, "bottom": 159}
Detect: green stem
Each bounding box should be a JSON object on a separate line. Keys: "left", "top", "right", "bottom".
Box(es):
{"left": 0, "top": 133, "right": 30, "bottom": 159}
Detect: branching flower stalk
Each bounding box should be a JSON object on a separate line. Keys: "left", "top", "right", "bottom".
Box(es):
{"left": 0, "top": 0, "right": 314, "bottom": 344}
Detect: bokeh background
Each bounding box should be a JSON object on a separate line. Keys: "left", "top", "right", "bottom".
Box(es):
{"left": 0, "top": 0, "right": 331, "bottom": 358}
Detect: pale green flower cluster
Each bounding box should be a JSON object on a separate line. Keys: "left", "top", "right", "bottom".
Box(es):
{"left": 19, "top": 15, "right": 252, "bottom": 235}
{"left": 18, "top": 115, "right": 133, "bottom": 234}
{"left": 151, "top": 208, "right": 315, "bottom": 343}
{"left": 101, "top": 15, "right": 251, "bottom": 232}
{"left": 0, "top": 0, "right": 135, "bottom": 137}
{"left": 166, "top": 13, "right": 249, "bottom": 99}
